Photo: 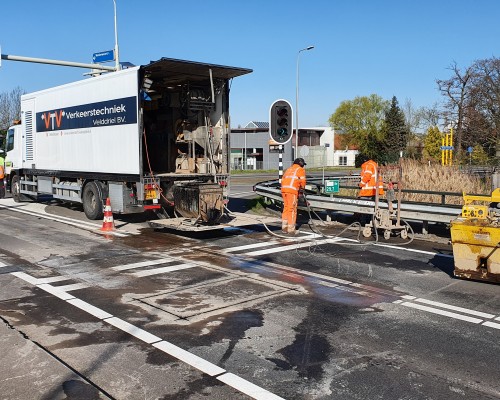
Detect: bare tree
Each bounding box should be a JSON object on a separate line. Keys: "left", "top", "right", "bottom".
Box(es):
{"left": 416, "top": 103, "right": 442, "bottom": 132}
{"left": 0, "top": 87, "right": 24, "bottom": 131}
{"left": 436, "top": 61, "right": 473, "bottom": 160}
{"left": 468, "top": 57, "right": 500, "bottom": 161}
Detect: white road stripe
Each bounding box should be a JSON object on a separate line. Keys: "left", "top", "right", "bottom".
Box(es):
{"left": 402, "top": 302, "right": 483, "bottom": 324}
{"left": 112, "top": 257, "right": 175, "bottom": 271}
{"left": 37, "top": 283, "right": 76, "bottom": 301}
{"left": 67, "top": 298, "right": 113, "bottom": 319}
{"left": 483, "top": 321, "right": 500, "bottom": 330}
{"left": 132, "top": 263, "right": 196, "bottom": 277}
{"left": 373, "top": 243, "right": 454, "bottom": 258}
{"left": 0, "top": 203, "right": 129, "bottom": 237}
{"left": 217, "top": 373, "right": 286, "bottom": 400}
{"left": 106, "top": 317, "right": 162, "bottom": 344}
{"left": 223, "top": 241, "right": 280, "bottom": 253}
{"left": 54, "top": 282, "right": 90, "bottom": 292}
{"left": 35, "top": 276, "right": 70, "bottom": 284}
{"left": 245, "top": 238, "right": 342, "bottom": 256}
{"left": 11, "top": 271, "right": 41, "bottom": 285}
{"left": 414, "top": 298, "right": 495, "bottom": 319}
{"left": 153, "top": 341, "right": 226, "bottom": 376}
{"left": 0, "top": 261, "right": 8, "bottom": 268}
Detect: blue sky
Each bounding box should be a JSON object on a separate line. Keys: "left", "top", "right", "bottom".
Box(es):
{"left": 1, "top": 1, "right": 499, "bottom": 128}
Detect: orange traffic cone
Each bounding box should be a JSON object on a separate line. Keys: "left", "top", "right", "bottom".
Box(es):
{"left": 100, "top": 197, "right": 115, "bottom": 231}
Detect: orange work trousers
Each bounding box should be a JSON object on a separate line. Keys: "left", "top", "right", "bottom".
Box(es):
{"left": 282, "top": 192, "right": 298, "bottom": 231}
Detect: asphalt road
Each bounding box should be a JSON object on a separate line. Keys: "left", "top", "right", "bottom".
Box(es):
{"left": 0, "top": 186, "right": 500, "bottom": 400}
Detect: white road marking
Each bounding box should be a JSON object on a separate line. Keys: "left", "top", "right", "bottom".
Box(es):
{"left": 373, "top": 243, "right": 454, "bottom": 258}
{"left": 67, "top": 298, "right": 113, "bottom": 319}
{"left": 112, "top": 257, "right": 175, "bottom": 271}
{"left": 132, "top": 263, "right": 196, "bottom": 277}
{"left": 0, "top": 261, "right": 8, "bottom": 268}
{"left": 0, "top": 202, "right": 129, "bottom": 237}
{"left": 414, "top": 298, "right": 495, "bottom": 319}
{"left": 217, "top": 373, "right": 286, "bottom": 400}
{"left": 223, "top": 241, "right": 280, "bottom": 253}
{"left": 483, "top": 321, "right": 500, "bottom": 330}
{"left": 55, "top": 282, "right": 90, "bottom": 292}
{"left": 153, "top": 341, "right": 226, "bottom": 376}
{"left": 402, "top": 302, "right": 483, "bottom": 324}
{"left": 11, "top": 271, "right": 42, "bottom": 285}
{"left": 36, "top": 283, "right": 76, "bottom": 301}
{"left": 105, "top": 317, "right": 162, "bottom": 344}
{"left": 35, "top": 276, "right": 71, "bottom": 284}
{"left": 245, "top": 237, "right": 342, "bottom": 256}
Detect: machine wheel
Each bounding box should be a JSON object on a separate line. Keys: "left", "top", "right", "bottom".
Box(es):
{"left": 384, "top": 230, "right": 391, "bottom": 240}
{"left": 11, "top": 175, "right": 21, "bottom": 203}
{"left": 82, "top": 182, "right": 104, "bottom": 220}
{"left": 400, "top": 228, "right": 408, "bottom": 240}
{"left": 362, "top": 226, "right": 372, "bottom": 238}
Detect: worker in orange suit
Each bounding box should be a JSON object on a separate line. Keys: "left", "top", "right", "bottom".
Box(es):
{"left": 0, "top": 163, "right": 5, "bottom": 199}
{"left": 358, "top": 159, "right": 384, "bottom": 198}
{"left": 281, "top": 158, "right": 307, "bottom": 234}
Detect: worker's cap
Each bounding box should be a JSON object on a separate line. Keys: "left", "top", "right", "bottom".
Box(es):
{"left": 293, "top": 158, "right": 307, "bottom": 167}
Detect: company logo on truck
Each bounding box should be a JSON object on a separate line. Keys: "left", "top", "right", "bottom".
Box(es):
{"left": 36, "top": 96, "right": 137, "bottom": 132}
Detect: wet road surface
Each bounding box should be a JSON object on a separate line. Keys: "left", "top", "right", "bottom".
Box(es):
{"left": 1, "top": 199, "right": 500, "bottom": 399}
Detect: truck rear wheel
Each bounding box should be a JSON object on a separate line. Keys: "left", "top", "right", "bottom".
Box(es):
{"left": 82, "top": 182, "right": 104, "bottom": 220}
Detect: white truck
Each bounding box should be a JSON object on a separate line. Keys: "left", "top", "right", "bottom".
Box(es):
{"left": 4, "top": 57, "right": 252, "bottom": 224}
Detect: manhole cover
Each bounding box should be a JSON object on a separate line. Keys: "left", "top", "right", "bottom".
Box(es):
{"left": 142, "top": 277, "right": 290, "bottom": 319}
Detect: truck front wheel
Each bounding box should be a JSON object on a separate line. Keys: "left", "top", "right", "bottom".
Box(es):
{"left": 11, "top": 175, "right": 22, "bottom": 203}
{"left": 82, "top": 182, "right": 104, "bottom": 220}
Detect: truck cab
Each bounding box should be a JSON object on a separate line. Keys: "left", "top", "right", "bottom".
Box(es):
{"left": 4, "top": 122, "right": 22, "bottom": 187}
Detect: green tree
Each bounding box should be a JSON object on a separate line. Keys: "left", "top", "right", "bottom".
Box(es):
{"left": 470, "top": 144, "right": 490, "bottom": 165}
{"left": 329, "top": 94, "right": 389, "bottom": 162}
{"left": 422, "top": 126, "right": 442, "bottom": 160}
{"left": 382, "top": 96, "right": 410, "bottom": 163}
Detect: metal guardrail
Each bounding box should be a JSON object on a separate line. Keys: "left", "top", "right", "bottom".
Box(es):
{"left": 254, "top": 176, "right": 463, "bottom": 225}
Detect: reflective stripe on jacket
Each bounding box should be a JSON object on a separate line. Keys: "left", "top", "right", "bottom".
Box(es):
{"left": 359, "top": 160, "right": 384, "bottom": 197}
{"left": 281, "top": 164, "right": 306, "bottom": 194}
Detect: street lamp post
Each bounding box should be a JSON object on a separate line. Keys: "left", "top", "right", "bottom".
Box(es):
{"left": 112, "top": 0, "right": 120, "bottom": 71}
{"left": 295, "top": 46, "right": 314, "bottom": 157}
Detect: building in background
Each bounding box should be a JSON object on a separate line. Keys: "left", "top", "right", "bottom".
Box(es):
{"left": 230, "top": 122, "right": 357, "bottom": 170}
{"left": 230, "top": 122, "right": 293, "bottom": 170}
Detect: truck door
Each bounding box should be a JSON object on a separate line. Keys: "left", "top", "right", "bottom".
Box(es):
{"left": 4, "top": 125, "right": 22, "bottom": 175}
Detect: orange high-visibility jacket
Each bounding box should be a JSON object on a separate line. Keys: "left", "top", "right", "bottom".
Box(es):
{"left": 359, "top": 159, "right": 384, "bottom": 197}
{"left": 281, "top": 164, "right": 306, "bottom": 194}
{"left": 0, "top": 165, "right": 4, "bottom": 180}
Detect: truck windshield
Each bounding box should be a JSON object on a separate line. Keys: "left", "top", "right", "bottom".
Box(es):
{"left": 6, "top": 129, "right": 14, "bottom": 152}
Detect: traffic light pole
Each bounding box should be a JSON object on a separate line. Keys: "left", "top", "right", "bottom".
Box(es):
{"left": 278, "top": 145, "right": 283, "bottom": 184}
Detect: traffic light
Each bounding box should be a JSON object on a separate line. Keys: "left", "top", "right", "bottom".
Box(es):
{"left": 269, "top": 99, "right": 293, "bottom": 144}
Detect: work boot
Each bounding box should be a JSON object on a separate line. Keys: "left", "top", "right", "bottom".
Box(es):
{"left": 288, "top": 227, "right": 299, "bottom": 235}
{"left": 282, "top": 221, "right": 288, "bottom": 233}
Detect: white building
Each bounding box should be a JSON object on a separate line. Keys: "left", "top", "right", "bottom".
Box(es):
{"left": 230, "top": 123, "right": 358, "bottom": 170}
